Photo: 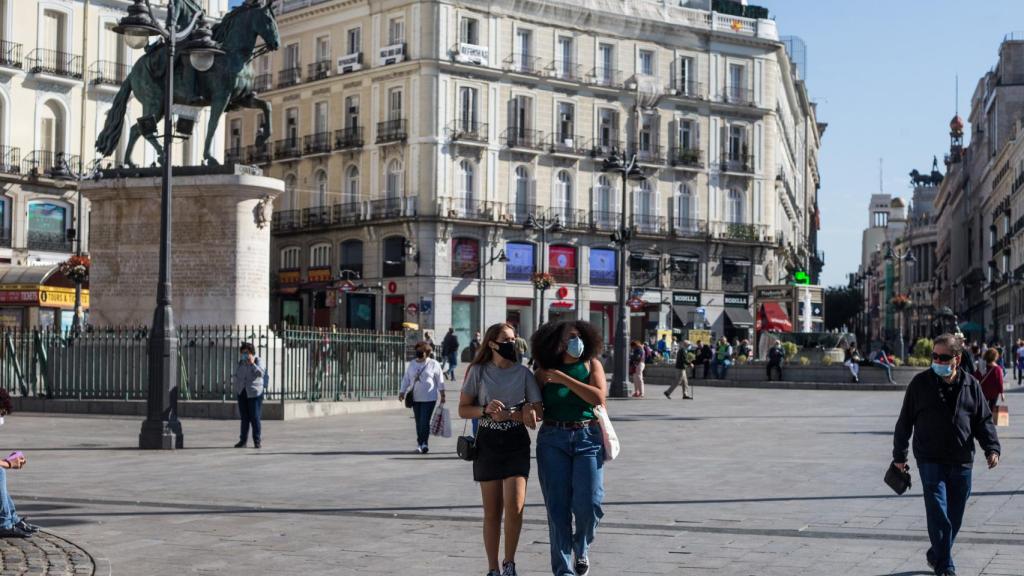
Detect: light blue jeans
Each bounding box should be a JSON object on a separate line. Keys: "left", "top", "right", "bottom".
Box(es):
{"left": 0, "top": 468, "right": 21, "bottom": 529}
{"left": 536, "top": 423, "right": 605, "bottom": 575}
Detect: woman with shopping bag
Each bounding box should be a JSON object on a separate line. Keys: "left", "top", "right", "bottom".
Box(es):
{"left": 458, "top": 323, "right": 542, "bottom": 576}
{"left": 399, "top": 341, "right": 445, "bottom": 454}
{"left": 531, "top": 320, "right": 609, "bottom": 576}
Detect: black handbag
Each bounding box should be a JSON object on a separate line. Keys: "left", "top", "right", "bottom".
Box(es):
{"left": 884, "top": 462, "right": 912, "bottom": 495}
{"left": 456, "top": 412, "right": 478, "bottom": 461}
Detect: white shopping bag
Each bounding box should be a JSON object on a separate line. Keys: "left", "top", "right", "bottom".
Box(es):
{"left": 431, "top": 404, "right": 452, "bottom": 438}
{"left": 592, "top": 405, "right": 619, "bottom": 462}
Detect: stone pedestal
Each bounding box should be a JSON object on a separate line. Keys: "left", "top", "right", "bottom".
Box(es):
{"left": 81, "top": 170, "right": 284, "bottom": 327}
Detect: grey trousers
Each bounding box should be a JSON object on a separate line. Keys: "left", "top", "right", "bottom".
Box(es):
{"left": 665, "top": 369, "right": 692, "bottom": 398}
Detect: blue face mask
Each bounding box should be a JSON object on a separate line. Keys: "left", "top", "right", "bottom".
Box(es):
{"left": 567, "top": 337, "right": 585, "bottom": 359}
{"left": 931, "top": 362, "right": 953, "bottom": 378}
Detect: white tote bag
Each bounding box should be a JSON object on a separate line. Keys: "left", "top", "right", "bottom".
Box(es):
{"left": 430, "top": 404, "right": 452, "bottom": 438}
{"left": 592, "top": 405, "right": 620, "bottom": 462}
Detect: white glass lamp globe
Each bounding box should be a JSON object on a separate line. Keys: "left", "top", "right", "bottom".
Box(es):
{"left": 124, "top": 34, "right": 149, "bottom": 50}
{"left": 189, "top": 52, "right": 215, "bottom": 72}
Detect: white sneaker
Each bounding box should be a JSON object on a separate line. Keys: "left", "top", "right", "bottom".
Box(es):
{"left": 415, "top": 445, "right": 424, "bottom": 454}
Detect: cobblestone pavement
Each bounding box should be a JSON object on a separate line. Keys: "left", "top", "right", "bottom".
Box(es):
{"left": 0, "top": 531, "right": 94, "bottom": 575}
{"left": 3, "top": 384, "right": 1024, "bottom": 575}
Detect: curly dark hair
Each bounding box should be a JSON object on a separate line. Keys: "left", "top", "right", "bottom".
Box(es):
{"left": 530, "top": 320, "right": 603, "bottom": 370}
{"left": 0, "top": 388, "right": 12, "bottom": 416}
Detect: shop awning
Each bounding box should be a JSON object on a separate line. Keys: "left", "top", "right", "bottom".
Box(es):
{"left": 672, "top": 305, "right": 694, "bottom": 324}
{"left": 757, "top": 302, "right": 792, "bottom": 333}
{"left": 723, "top": 307, "right": 754, "bottom": 327}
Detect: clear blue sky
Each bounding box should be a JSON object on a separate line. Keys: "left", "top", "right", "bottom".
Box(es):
{"left": 233, "top": 0, "right": 1018, "bottom": 288}
{"left": 768, "top": 0, "right": 1022, "bottom": 287}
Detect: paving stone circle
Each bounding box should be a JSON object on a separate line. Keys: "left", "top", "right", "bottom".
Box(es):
{"left": 0, "top": 531, "right": 93, "bottom": 576}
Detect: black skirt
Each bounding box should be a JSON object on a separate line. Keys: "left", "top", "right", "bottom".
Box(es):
{"left": 473, "top": 422, "right": 531, "bottom": 482}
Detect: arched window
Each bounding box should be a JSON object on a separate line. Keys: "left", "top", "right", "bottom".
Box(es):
{"left": 340, "top": 239, "right": 364, "bottom": 278}
{"left": 39, "top": 100, "right": 65, "bottom": 156}
{"left": 280, "top": 246, "right": 301, "bottom": 269}
{"left": 27, "top": 201, "right": 69, "bottom": 252}
{"left": 727, "top": 189, "right": 743, "bottom": 224}
{"left": 385, "top": 160, "right": 402, "bottom": 200}
{"left": 514, "top": 165, "right": 532, "bottom": 223}
{"left": 556, "top": 170, "right": 573, "bottom": 222}
{"left": 310, "top": 243, "right": 331, "bottom": 268}
{"left": 314, "top": 170, "right": 328, "bottom": 209}
{"left": 677, "top": 183, "right": 695, "bottom": 231}
{"left": 459, "top": 160, "right": 475, "bottom": 214}
{"left": 344, "top": 166, "right": 359, "bottom": 205}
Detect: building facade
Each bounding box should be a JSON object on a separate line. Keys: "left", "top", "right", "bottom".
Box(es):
{"left": 0, "top": 0, "right": 227, "bottom": 329}
{"left": 238, "top": 0, "right": 824, "bottom": 348}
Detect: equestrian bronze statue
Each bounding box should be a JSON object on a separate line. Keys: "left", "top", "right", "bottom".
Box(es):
{"left": 95, "top": 0, "right": 280, "bottom": 167}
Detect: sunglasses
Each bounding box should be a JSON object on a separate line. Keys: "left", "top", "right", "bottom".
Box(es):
{"left": 931, "top": 353, "right": 956, "bottom": 362}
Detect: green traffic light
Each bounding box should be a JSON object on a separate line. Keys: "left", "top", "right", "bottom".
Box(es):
{"left": 793, "top": 271, "right": 810, "bottom": 285}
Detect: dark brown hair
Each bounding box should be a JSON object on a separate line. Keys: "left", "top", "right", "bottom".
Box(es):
{"left": 470, "top": 322, "right": 516, "bottom": 367}
{"left": 530, "top": 320, "right": 603, "bottom": 370}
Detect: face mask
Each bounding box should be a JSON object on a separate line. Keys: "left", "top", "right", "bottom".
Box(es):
{"left": 416, "top": 351, "right": 426, "bottom": 359}
{"left": 931, "top": 362, "right": 954, "bottom": 378}
{"left": 567, "top": 337, "right": 585, "bottom": 359}
{"left": 495, "top": 341, "right": 518, "bottom": 362}
{"left": 240, "top": 353, "right": 248, "bottom": 361}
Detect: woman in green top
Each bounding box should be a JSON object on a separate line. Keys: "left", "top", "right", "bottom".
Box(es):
{"left": 531, "top": 320, "right": 607, "bottom": 576}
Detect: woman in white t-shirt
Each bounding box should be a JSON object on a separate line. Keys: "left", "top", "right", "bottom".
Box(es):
{"left": 398, "top": 341, "right": 445, "bottom": 454}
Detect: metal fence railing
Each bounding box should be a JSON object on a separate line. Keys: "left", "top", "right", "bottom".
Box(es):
{"left": 0, "top": 326, "right": 405, "bottom": 403}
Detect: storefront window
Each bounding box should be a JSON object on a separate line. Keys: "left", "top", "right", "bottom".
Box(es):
{"left": 629, "top": 254, "right": 660, "bottom": 287}
{"left": 27, "top": 202, "right": 69, "bottom": 252}
{"left": 451, "top": 238, "right": 480, "bottom": 277}
{"left": 549, "top": 245, "right": 577, "bottom": 284}
{"left": 589, "top": 248, "right": 616, "bottom": 286}
{"left": 670, "top": 255, "right": 699, "bottom": 290}
{"left": 722, "top": 257, "right": 751, "bottom": 292}
{"left": 505, "top": 242, "right": 535, "bottom": 281}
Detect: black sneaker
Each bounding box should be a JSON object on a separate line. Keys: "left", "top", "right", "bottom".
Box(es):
{"left": 501, "top": 560, "right": 517, "bottom": 576}
{"left": 574, "top": 556, "right": 590, "bottom": 576}
{"left": 926, "top": 548, "right": 935, "bottom": 570}
{"left": 15, "top": 520, "right": 39, "bottom": 533}
{"left": 0, "top": 526, "right": 32, "bottom": 538}
{"left": 234, "top": 440, "right": 246, "bottom": 448}
{"left": 422, "top": 445, "right": 429, "bottom": 454}
{"left": 254, "top": 440, "right": 261, "bottom": 449}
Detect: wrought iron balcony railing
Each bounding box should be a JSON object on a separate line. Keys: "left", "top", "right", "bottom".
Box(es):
{"left": 632, "top": 145, "right": 665, "bottom": 165}
{"left": 502, "top": 54, "right": 544, "bottom": 75}
{"left": 668, "top": 146, "right": 704, "bottom": 168}
{"left": 587, "top": 138, "right": 624, "bottom": 159}
{"left": 719, "top": 153, "right": 754, "bottom": 174}
{"left": 549, "top": 60, "right": 581, "bottom": 81}
{"left": 447, "top": 120, "right": 488, "bottom": 144}
{"left": 26, "top": 48, "right": 82, "bottom": 79}
{"left": 277, "top": 66, "right": 302, "bottom": 88}
{"left": 307, "top": 60, "right": 331, "bottom": 82}
{"left": 669, "top": 80, "right": 704, "bottom": 99}
{"left": 632, "top": 213, "right": 667, "bottom": 234}
{"left": 274, "top": 138, "right": 301, "bottom": 159}
{"left": 225, "top": 146, "right": 245, "bottom": 164}
{"left": 376, "top": 119, "right": 407, "bottom": 144}
{"left": 245, "top": 143, "right": 272, "bottom": 164}
{"left": 334, "top": 126, "right": 364, "bottom": 149}
{"left": 502, "top": 128, "right": 544, "bottom": 151}
{"left": 670, "top": 217, "right": 708, "bottom": 238}
{"left": 721, "top": 86, "right": 756, "bottom": 106}
{"left": 590, "top": 210, "right": 621, "bottom": 232}
{"left": 253, "top": 72, "right": 273, "bottom": 92}
{"left": 303, "top": 132, "right": 332, "bottom": 155}
{"left": 89, "top": 60, "right": 130, "bottom": 86}
{"left": 0, "top": 145, "right": 19, "bottom": 175}
{"left": 22, "top": 150, "right": 79, "bottom": 178}
{"left": 0, "top": 40, "right": 21, "bottom": 69}
{"left": 587, "top": 67, "right": 622, "bottom": 88}
{"left": 546, "top": 133, "right": 585, "bottom": 156}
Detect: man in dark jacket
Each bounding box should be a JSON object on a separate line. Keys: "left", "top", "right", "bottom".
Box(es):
{"left": 766, "top": 340, "right": 785, "bottom": 381}
{"left": 892, "top": 333, "right": 1001, "bottom": 576}
{"left": 440, "top": 328, "right": 459, "bottom": 380}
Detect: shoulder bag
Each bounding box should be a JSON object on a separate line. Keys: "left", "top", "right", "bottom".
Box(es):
{"left": 456, "top": 367, "right": 478, "bottom": 461}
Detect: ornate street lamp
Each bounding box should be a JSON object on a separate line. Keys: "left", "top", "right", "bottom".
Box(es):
{"left": 111, "top": 0, "right": 224, "bottom": 450}
{"left": 601, "top": 149, "right": 646, "bottom": 399}
{"left": 524, "top": 214, "right": 563, "bottom": 329}
{"left": 50, "top": 156, "right": 103, "bottom": 335}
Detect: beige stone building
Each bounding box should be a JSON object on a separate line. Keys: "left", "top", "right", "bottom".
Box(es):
{"left": 0, "top": 0, "right": 228, "bottom": 329}
{"left": 236, "top": 0, "right": 824, "bottom": 348}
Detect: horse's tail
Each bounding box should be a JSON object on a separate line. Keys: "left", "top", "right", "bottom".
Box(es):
{"left": 95, "top": 78, "right": 133, "bottom": 157}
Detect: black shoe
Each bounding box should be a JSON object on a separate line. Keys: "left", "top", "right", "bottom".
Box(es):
{"left": 421, "top": 445, "right": 429, "bottom": 454}
{"left": 574, "top": 556, "right": 590, "bottom": 576}
{"left": 234, "top": 440, "right": 246, "bottom": 448}
{"left": 663, "top": 391, "right": 672, "bottom": 399}
{"left": 254, "top": 440, "right": 261, "bottom": 449}
{"left": 943, "top": 571, "right": 957, "bottom": 576}
{"left": 15, "top": 520, "right": 39, "bottom": 533}
{"left": 0, "top": 526, "right": 32, "bottom": 538}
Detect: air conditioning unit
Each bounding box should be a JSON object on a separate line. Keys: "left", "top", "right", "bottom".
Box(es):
{"left": 337, "top": 52, "right": 363, "bottom": 75}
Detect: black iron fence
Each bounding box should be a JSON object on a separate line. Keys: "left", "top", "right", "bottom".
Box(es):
{"left": 26, "top": 48, "right": 82, "bottom": 79}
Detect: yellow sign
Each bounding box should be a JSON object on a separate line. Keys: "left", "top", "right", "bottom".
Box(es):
{"left": 38, "top": 287, "right": 89, "bottom": 309}
{"left": 687, "top": 329, "right": 712, "bottom": 345}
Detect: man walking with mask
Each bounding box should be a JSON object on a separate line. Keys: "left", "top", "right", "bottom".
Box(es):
{"left": 892, "top": 333, "right": 1001, "bottom": 576}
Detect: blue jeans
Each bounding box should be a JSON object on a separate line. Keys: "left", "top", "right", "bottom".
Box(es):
{"left": 0, "top": 468, "right": 20, "bottom": 529}
{"left": 873, "top": 361, "right": 895, "bottom": 383}
{"left": 238, "top": 392, "right": 263, "bottom": 443}
{"left": 445, "top": 352, "right": 457, "bottom": 378}
{"left": 918, "top": 461, "right": 972, "bottom": 574}
{"left": 537, "top": 423, "right": 605, "bottom": 576}
{"left": 412, "top": 400, "right": 436, "bottom": 447}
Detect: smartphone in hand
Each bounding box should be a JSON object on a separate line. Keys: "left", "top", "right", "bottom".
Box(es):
{"left": 5, "top": 451, "right": 22, "bottom": 463}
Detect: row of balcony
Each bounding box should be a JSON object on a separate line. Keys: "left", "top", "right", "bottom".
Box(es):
{"left": 258, "top": 45, "right": 408, "bottom": 93}
{"left": 225, "top": 123, "right": 399, "bottom": 165}
{"left": 0, "top": 41, "right": 131, "bottom": 88}
{"left": 0, "top": 147, "right": 82, "bottom": 179}
{"left": 271, "top": 196, "right": 770, "bottom": 242}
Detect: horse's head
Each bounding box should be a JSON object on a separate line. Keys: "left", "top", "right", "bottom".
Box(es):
{"left": 255, "top": 1, "right": 280, "bottom": 52}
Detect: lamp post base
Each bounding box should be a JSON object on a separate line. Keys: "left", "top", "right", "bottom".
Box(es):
{"left": 139, "top": 418, "right": 183, "bottom": 450}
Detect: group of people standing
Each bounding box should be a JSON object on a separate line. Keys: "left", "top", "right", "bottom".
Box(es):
{"left": 403, "top": 320, "right": 606, "bottom": 576}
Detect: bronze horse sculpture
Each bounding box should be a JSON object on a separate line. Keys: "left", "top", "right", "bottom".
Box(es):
{"left": 95, "top": 1, "right": 280, "bottom": 166}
